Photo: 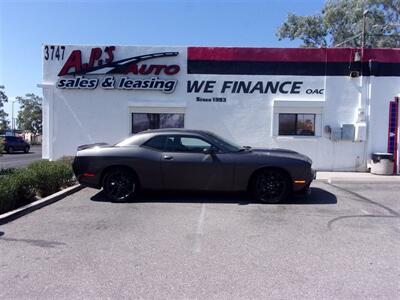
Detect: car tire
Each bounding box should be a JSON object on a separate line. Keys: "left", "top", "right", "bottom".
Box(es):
{"left": 251, "top": 169, "right": 291, "bottom": 204}
{"left": 24, "top": 146, "right": 30, "bottom": 153}
{"left": 7, "top": 146, "right": 14, "bottom": 154}
{"left": 103, "top": 168, "right": 137, "bottom": 202}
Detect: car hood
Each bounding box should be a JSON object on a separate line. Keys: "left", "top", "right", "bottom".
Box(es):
{"left": 248, "top": 148, "right": 312, "bottom": 164}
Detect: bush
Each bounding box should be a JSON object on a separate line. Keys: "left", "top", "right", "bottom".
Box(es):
{"left": 0, "top": 137, "right": 4, "bottom": 156}
{"left": 58, "top": 156, "right": 75, "bottom": 166}
{"left": 0, "top": 168, "right": 15, "bottom": 176}
{"left": 0, "top": 158, "right": 76, "bottom": 214}
{"left": 27, "top": 159, "right": 75, "bottom": 197}
{"left": 0, "top": 169, "right": 37, "bottom": 214}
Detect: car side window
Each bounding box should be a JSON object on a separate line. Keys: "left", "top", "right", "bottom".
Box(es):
{"left": 143, "top": 135, "right": 168, "bottom": 151}
{"left": 165, "top": 136, "right": 213, "bottom": 153}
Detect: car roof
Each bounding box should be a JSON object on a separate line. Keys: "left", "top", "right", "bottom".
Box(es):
{"left": 117, "top": 129, "right": 214, "bottom": 146}
{"left": 136, "top": 128, "right": 213, "bottom": 136}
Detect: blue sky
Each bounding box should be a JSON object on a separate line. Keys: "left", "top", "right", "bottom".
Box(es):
{"left": 0, "top": 0, "right": 324, "bottom": 120}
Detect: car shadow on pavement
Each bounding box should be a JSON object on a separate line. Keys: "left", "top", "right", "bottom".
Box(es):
{"left": 286, "top": 187, "right": 337, "bottom": 204}
{"left": 90, "top": 187, "right": 337, "bottom": 205}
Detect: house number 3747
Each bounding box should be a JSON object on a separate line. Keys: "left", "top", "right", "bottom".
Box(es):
{"left": 44, "top": 45, "right": 66, "bottom": 61}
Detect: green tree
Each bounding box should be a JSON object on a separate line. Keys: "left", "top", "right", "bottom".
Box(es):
{"left": 0, "top": 85, "right": 9, "bottom": 132}
{"left": 277, "top": 0, "right": 400, "bottom": 48}
{"left": 16, "top": 93, "right": 43, "bottom": 135}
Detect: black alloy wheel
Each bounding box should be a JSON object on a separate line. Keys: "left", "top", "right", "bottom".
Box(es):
{"left": 252, "top": 169, "right": 290, "bottom": 204}
{"left": 7, "top": 146, "right": 14, "bottom": 154}
{"left": 24, "top": 146, "right": 30, "bottom": 153}
{"left": 103, "top": 168, "right": 137, "bottom": 202}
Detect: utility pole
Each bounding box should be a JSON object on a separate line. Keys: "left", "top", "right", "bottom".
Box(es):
{"left": 362, "top": 10, "right": 369, "bottom": 50}
{"left": 11, "top": 98, "right": 17, "bottom": 135}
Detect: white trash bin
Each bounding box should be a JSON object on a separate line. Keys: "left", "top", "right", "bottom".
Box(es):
{"left": 370, "top": 153, "right": 394, "bottom": 175}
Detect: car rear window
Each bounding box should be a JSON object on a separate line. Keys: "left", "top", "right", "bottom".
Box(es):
{"left": 143, "top": 135, "right": 167, "bottom": 151}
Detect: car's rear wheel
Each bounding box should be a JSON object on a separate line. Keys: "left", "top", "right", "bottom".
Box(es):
{"left": 24, "top": 146, "right": 30, "bottom": 153}
{"left": 7, "top": 146, "right": 14, "bottom": 154}
{"left": 103, "top": 168, "right": 137, "bottom": 202}
{"left": 251, "top": 169, "right": 291, "bottom": 204}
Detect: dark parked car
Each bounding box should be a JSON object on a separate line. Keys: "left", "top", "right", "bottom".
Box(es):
{"left": 73, "top": 129, "right": 315, "bottom": 203}
{"left": 1, "top": 135, "right": 30, "bottom": 154}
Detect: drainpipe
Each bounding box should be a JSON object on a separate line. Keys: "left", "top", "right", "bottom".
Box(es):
{"left": 359, "top": 10, "right": 371, "bottom": 171}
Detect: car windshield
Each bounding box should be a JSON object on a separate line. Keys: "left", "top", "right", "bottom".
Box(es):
{"left": 205, "top": 132, "right": 243, "bottom": 152}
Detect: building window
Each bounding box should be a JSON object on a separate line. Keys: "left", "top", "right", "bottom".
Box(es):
{"left": 278, "top": 113, "right": 315, "bottom": 136}
{"left": 132, "top": 113, "right": 184, "bottom": 133}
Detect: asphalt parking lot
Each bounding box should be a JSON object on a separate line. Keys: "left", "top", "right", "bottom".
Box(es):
{"left": 0, "top": 145, "right": 42, "bottom": 169}
{"left": 1, "top": 181, "right": 399, "bottom": 299}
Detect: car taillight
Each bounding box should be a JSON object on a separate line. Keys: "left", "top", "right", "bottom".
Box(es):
{"left": 83, "top": 173, "right": 95, "bottom": 177}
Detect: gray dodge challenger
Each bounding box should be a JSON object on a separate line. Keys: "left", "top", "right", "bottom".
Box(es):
{"left": 72, "top": 129, "right": 315, "bottom": 203}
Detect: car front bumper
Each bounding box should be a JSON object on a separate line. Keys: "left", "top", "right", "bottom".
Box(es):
{"left": 292, "top": 167, "right": 316, "bottom": 192}
{"left": 312, "top": 168, "right": 317, "bottom": 179}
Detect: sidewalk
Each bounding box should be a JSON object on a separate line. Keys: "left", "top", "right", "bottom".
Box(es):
{"left": 316, "top": 171, "right": 400, "bottom": 183}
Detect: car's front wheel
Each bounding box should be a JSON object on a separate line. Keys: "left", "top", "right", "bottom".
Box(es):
{"left": 103, "top": 168, "right": 137, "bottom": 202}
{"left": 251, "top": 169, "right": 291, "bottom": 204}
{"left": 24, "top": 146, "right": 30, "bottom": 153}
{"left": 7, "top": 146, "right": 14, "bottom": 154}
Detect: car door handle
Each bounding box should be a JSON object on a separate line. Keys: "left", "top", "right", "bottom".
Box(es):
{"left": 163, "top": 155, "right": 173, "bottom": 160}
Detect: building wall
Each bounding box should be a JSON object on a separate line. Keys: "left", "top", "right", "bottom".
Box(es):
{"left": 41, "top": 45, "right": 400, "bottom": 171}
{"left": 368, "top": 77, "right": 400, "bottom": 154}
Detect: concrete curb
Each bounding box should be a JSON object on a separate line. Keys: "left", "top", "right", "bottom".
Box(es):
{"left": 0, "top": 184, "right": 84, "bottom": 225}
{"left": 316, "top": 178, "right": 400, "bottom": 184}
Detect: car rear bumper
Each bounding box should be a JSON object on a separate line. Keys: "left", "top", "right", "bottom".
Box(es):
{"left": 76, "top": 175, "right": 102, "bottom": 189}
{"left": 72, "top": 157, "right": 102, "bottom": 189}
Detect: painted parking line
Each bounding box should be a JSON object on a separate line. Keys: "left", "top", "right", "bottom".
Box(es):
{"left": 193, "top": 203, "right": 206, "bottom": 253}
